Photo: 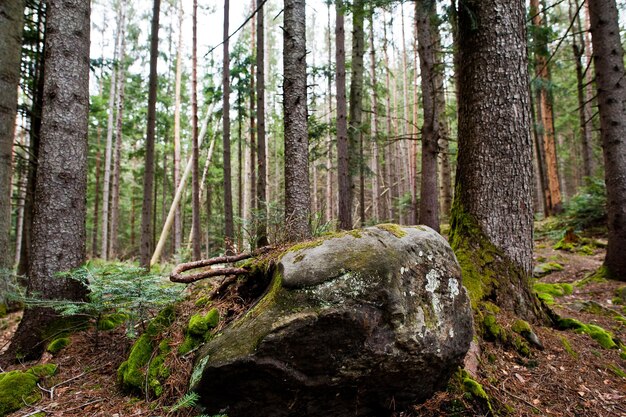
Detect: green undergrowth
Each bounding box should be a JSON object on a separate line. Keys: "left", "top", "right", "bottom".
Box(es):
{"left": 0, "top": 364, "right": 57, "bottom": 416}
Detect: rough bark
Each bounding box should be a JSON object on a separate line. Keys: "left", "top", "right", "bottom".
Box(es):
{"left": 283, "top": 0, "right": 310, "bottom": 240}
{"left": 382, "top": 11, "right": 395, "bottom": 222}
{"left": 139, "top": 0, "right": 161, "bottom": 268}
{"left": 325, "top": 2, "right": 334, "bottom": 223}
{"left": 530, "top": 0, "right": 562, "bottom": 215}
{"left": 256, "top": 2, "right": 268, "bottom": 247}
{"left": 451, "top": 0, "right": 544, "bottom": 320}
{"left": 191, "top": 0, "right": 201, "bottom": 260}
{"left": 0, "top": 0, "right": 24, "bottom": 270}
{"left": 223, "top": 0, "right": 234, "bottom": 251}
{"left": 434, "top": 29, "right": 452, "bottom": 220}
{"left": 335, "top": 0, "right": 350, "bottom": 230}
{"left": 369, "top": 14, "right": 380, "bottom": 223}
{"left": 416, "top": 0, "right": 440, "bottom": 232}
{"left": 588, "top": 0, "right": 626, "bottom": 279}
{"left": 173, "top": 0, "right": 184, "bottom": 253}
{"left": 349, "top": 0, "right": 365, "bottom": 227}
{"left": 7, "top": 0, "right": 90, "bottom": 361}
{"left": 249, "top": 0, "right": 257, "bottom": 237}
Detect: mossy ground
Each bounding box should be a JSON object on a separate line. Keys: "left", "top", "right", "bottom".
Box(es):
{"left": 0, "top": 364, "right": 57, "bottom": 416}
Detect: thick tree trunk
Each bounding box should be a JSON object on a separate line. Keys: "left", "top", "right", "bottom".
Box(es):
{"left": 7, "top": 0, "right": 91, "bottom": 361}
{"left": 256, "top": 2, "right": 268, "bottom": 247}
{"left": 173, "top": 0, "right": 184, "bottom": 253}
{"left": 191, "top": 0, "right": 201, "bottom": 260}
{"left": 223, "top": 0, "right": 234, "bottom": 251}
{"left": 139, "top": 0, "right": 161, "bottom": 268}
{"left": 0, "top": 0, "right": 24, "bottom": 270}
{"left": 283, "top": 0, "right": 310, "bottom": 240}
{"left": 416, "top": 0, "right": 440, "bottom": 232}
{"left": 335, "top": 0, "right": 350, "bottom": 230}
{"left": 451, "top": 0, "right": 544, "bottom": 320}
{"left": 588, "top": 0, "right": 626, "bottom": 279}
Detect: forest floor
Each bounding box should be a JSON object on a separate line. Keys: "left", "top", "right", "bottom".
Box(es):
{"left": 1, "top": 232, "right": 625, "bottom": 417}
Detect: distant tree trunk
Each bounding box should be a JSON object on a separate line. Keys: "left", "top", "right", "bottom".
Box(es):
{"left": 14, "top": 130, "right": 28, "bottom": 266}
{"left": 249, "top": 0, "right": 257, "bottom": 234}
{"left": 91, "top": 123, "right": 102, "bottom": 258}
{"left": 569, "top": 0, "right": 594, "bottom": 179}
{"left": 256, "top": 1, "right": 268, "bottom": 247}
{"left": 110, "top": 8, "right": 126, "bottom": 259}
{"left": 451, "top": 0, "right": 544, "bottom": 320}
{"left": 139, "top": 0, "right": 161, "bottom": 268}
{"left": 349, "top": 0, "right": 365, "bottom": 228}
{"left": 0, "top": 0, "right": 24, "bottom": 270}
{"left": 434, "top": 29, "right": 452, "bottom": 220}
{"left": 173, "top": 0, "right": 184, "bottom": 253}
{"left": 335, "top": 0, "right": 350, "bottom": 230}
{"left": 400, "top": 2, "right": 415, "bottom": 224}
{"left": 369, "top": 13, "right": 380, "bottom": 223}
{"left": 416, "top": 0, "right": 440, "bottom": 232}
{"left": 588, "top": 0, "right": 626, "bottom": 280}
{"left": 101, "top": 6, "right": 123, "bottom": 260}
{"left": 7, "top": 0, "right": 91, "bottom": 361}
{"left": 382, "top": 11, "right": 395, "bottom": 222}
{"left": 223, "top": 0, "right": 234, "bottom": 251}
{"left": 530, "top": 0, "right": 562, "bottom": 215}
{"left": 283, "top": 0, "right": 310, "bottom": 240}
{"left": 325, "top": 2, "right": 334, "bottom": 223}
{"left": 191, "top": 0, "right": 201, "bottom": 260}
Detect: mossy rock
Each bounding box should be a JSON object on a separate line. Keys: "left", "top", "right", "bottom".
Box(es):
{"left": 482, "top": 314, "right": 506, "bottom": 342}
{"left": 118, "top": 306, "right": 176, "bottom": 396}
{"left": 533, "top": 282, "right": 573, "bottom": 297}
{"left": 188, "top": 309, "right": 219, "bottom": 337}
{"left": 375, "top": 223, "right": 407, "bottom": 238}
{"left": 538, "top": 292, "right": 555, "bottom": 305}
{"left": 97, "top": 312, "right": 128, "bottom": 331}
{"left": 511, "top": 319, "right": 532, "bottom": 335}
{"left": 0, "top": 364, "right": 57, "bottom": 416}
{"left": 46, "top": 337, "right": 71, "bottom": 355}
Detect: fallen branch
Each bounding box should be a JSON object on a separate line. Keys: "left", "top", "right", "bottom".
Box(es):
{"left": 170, "top": 246, "right": 273, "bottom": 284}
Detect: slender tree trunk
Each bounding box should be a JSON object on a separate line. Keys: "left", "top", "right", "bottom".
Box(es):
{"left": 434, "top": 29, "right": 452, "bottom": 220}
{"left": 588, "top": 0, "right": 626, "bottom": 279}
{"left": 383, "top": 10, "right": 395, "bottom": 222}
{"left": 110, "top": 8, "right": 126, "bottom": 259}
{"left": 14, "top": 130, "right": 28, "bottom": 266}
{"left": 249, "top": 0, "right": 257, "bottom": 233}
{"left": 369, "top": 14, "right": 380, "bottom": 223}
{"left": 416, "top": 0, "right": 440, "bottom": 232}
{"left": 336, "top": 0, "right": 350, "bottom": 230}
{"left": 400, "top": 2, "right": 415, "bottom": 224}
{"left": 283, "top": 0, "right": 311, "bottom": 240}
{"left": 256, "top": 1, "right": 268, "bottom": 247}
{"left": 0, "top": 0, "right": 24, "bottom": 270}
{"left": 451, "top": 0, "right": 544, "bottom": 320}
{"left": 325, "top": 2, "right": 334, "bottom": 223}
{"left": 7, "top": 0, "right": 91, "bottom": 361}
{"left": 191, "top": 0, "right": 201, "bottom": 260}
{"left": 173, "top": 0, "right": 184, "bottom": 253}
{"left": 223, "top": 0, "right": 234, "bottom": 251}
{"left": 139, "top": 0, "right": 161, "bottom": 268}
{"left": 530, "top": 0, "right": 562, "bottom": 215}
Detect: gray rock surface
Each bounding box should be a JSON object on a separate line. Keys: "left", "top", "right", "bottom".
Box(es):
{"left": 191, "top": 225, "right": 473, "bottom": 416}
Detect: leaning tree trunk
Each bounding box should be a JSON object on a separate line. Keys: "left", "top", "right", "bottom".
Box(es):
{"left": 139, "top": 0, "right": 161, "bottom": 268}
{"left": 6, "top": 0, "right": 91, "bottom": 361}
{"left": 588, "top": 0, "right": 626, "bottom": 280}
{"left": 283, "top": 0, "right": 311, "bottom": 240}
{"left": 0, "top": 0, "right": 24, "bottom": 270}
{"left": 416, "top": 0, "right": 440, "bottom": 232}
{"left": 451, "top": 0, "right": 544, "bottom": 320}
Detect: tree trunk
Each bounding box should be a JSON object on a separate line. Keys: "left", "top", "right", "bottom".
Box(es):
{"left": 383, "top": 11, "right": 395, "bottom": 222}
{"left": 0, "top": 0, "right": 24, "bottom": 270}
{"left": 173, "top": 0, "right": 184, "bottom": 254}
{"left": 191, "top": 0, "right": 201, "bottom": 260}
{"left": 530, "top": 0, "right": 562, "bottom": 215}
{"left": 256, "top": 1, "right": 268, "bottom": 247}
{"left": 223, "top": 0, "right": 234, "bottom": 252}
{"left": 283, "top": 0, "right": 310, "bottom": 240}
{"left": 101, "top": 6, "right": 123, "bottom": 260}
{"left": 139, "top": 0, "right": 161, "bottom": 268}
{"left": 109, "top": 7, "right": 126, "bottom": 259}
{"left": 369, "top": 14, "right": 380, "bottom": 223}
{"left": 249, "top": 0, "right": 257, "bottom": 236}
{"left": 7, "top": 0, "right": 91, "bottom": 361}
{"left": 451, "top": 0, "right": 544, "bottom": 320}
{"left": 335, "top": 0, "right": 350, "bottom": 230}
{"left": 416, "top": 0, "right": 440, "bottom": 232}
{"left": 14, "top": 130, "right": 28, "bottom": 267}
{"left": 349, "top": 0, "right": 365, "bottom": 228}
{"left": 588, "top": 0, "right": 626, "bottom": 279}
{"left": 434, "top": 28, "right": 452, "bottom": 221}
{"left": 325, "top": 2, "right": 334, "bottom": 224}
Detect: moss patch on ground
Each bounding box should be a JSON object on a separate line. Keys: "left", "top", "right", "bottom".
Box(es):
{"left": 533, "top": 282, "right": 573, "bottom": 303}
{"left": 46, "top": 337, "right": 71, "bottom": 354}
{"left": 0, "top": 364, "right": 57, "bottom": 416}
{"left": 557, "top": 317, "right": 617, "bottom": 349}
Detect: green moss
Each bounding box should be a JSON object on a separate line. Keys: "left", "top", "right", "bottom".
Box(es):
{"left": 575, "top": 266, "right": 610, "bottom": 287}
{"left": 194, "top": 295, "right": 210, "bottom": 307}
{"left": 0, "top": 304, "right": 6, "bottom": 318}
{"left": 376, "top": 223, "right": 407, "bottom": 238}
{"left": 0, "top": 364, "right": 57, "bottom": 416}
{"left": 557, "top": 317, "right": 588, "bottom": 332}
{"left": 97, "top": 312, "right": 128, "bottom": 331}
{"left": 286, "top": 239, "right": 324, "bottom": 253}
{"left": 147, "top": 339, "right": 171, "bottom": 397}
{"left": 481, "top": 302, "right": 500, "bottom": 315}
{"left": 608, "top": 364, "right": 626, "bottom": 379}
{"left": 533, "top": 282, "right": 573, "bottom": 297}
{"left": 27, "top": 364, "right": 58, "bottom": 379}
{"left": 560, "top": 336, "right": 578, "bottom": 358}
{"left": 511, "top": 319, "right": 532, "bottom": 335}
{"left": 188, "top": 308, "right": 220, "bottom": 337}
{"left": 577, "top": 245, "right": 594, "bottom": 256}
{"left": 620, "top": 350, "right": 626, "bottom": 360}
{"left": 118, "top": 334, "right": 153, "bottom": 393}
{"left": 482, "top": 314, "right": 505, "bottom": 342}
{"left": 586, "top": 324, "right": 617, "bottom": 349}
{"left": 512, "top": 335, "right": 531, "bottom": 357}
{"left": 145, "top": 305, "right": 176, "bottom": 338}
{"left": 533, "top": 262, "right": 564, "bottom": 277}
{"left": 461, "top": 374, "right": 492, "bottom": 411}
{"left": 538, "top": 292, "right": 555, "bottom": 305}
{"left": 46, "top": 337, "right": 70, "bottom": 354}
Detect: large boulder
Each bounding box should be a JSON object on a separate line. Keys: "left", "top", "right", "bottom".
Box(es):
{"left": 191, "top": 225, "right": 473, "bottom": 416}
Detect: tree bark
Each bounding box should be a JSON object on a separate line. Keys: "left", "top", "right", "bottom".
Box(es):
{"left": 191, "top": 0, "right": 201, "bottom": 260}
{"left": 256, "top": 1, "right": 268, "bottom": 247}
{"left": 139, "top": 0, "right": 161, "bottom": 268}
{"left": 382, "top": 11, "right": 395, "bottom": 222}
{"left": 0, "top": 0, "right": 24, "bottom": 270}
{"left": 223, "top": 0, "right": 234, "bottom": 251}
{"left": 7, "top": 0, "right": 91, "bottom": 361}
{"left": 588, "top": 0, "right": 626, "bottom": 279}
{"left": 335, "top": 0, "right": 350, "bottom": 230}
{"left": 451, "top": 0, "right": 544, "bottom": 320}
{"left": 173, "top": 0, "right": 184, "bottom": 254}
{"left": 416, "top": 0, "right": 440, "bottom": 232}
{"left": 369, "top": 14, "right": 380, "bottom": 223}
{"left": 283, "top": 0, "right": 311, "bottom": 240}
